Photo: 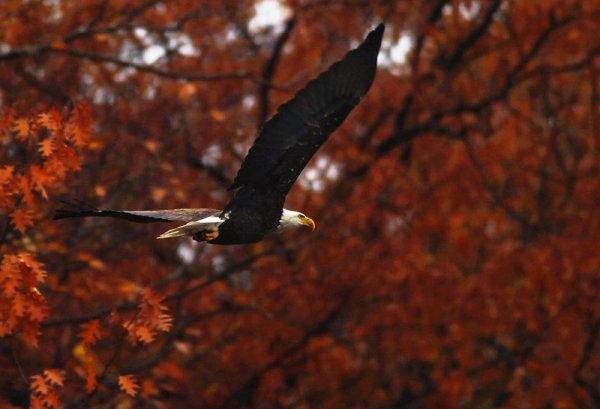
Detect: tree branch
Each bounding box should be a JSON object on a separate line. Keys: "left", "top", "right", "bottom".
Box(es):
{"left": 257, "top": 17, "right": 297, "bottom": 127}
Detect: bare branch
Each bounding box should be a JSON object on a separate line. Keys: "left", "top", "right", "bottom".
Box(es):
{"left": 257, "top": 17, "right": 297, "bottom": 126}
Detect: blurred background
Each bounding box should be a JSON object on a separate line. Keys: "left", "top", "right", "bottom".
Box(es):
{"left": 1, "top": 0, "right": 600, "bottom": 407}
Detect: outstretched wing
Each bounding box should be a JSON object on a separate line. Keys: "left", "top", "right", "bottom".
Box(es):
{"left": 54, "top": 202, "right": 221, "bottom": 223}
{"left": 229, "top": 24, "right": 384, "bottom": 195}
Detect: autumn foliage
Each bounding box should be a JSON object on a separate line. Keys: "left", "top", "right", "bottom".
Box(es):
{"left": 2, "top": 1, "right": 600, "bottom": 408}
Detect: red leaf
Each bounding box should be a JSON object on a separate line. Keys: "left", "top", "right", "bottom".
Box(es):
{"left": 20, "top": 253, "right": 47, "bottom": 282}
{"left": 84, "top": 361, "right": 98, "bottom": 394}
{"left": 79, "top": 320, "right": 101, "bottom": 346}
{"left": 12, "top": 293, "right": 26, "bottom": 317}
{"left": 20, "top": 320, "right": 41, "bottom": 347}
{"left": 10, "top": 207, "right": 34, "bottom": 233}
{"left": 2, "top": 271, "right": 20, "bottom": 297}
{"left": 0, "top": 255, "right": 23, "bottom": 298}
{"left": 27, "top": 300, "right": 49, "bottom": 322}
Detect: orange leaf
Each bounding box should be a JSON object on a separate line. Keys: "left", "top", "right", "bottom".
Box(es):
{"left": 44, "top": 369, "right": 66, "bottom": 387}
{"left": 13, "top": 118, "right": 30, "bottom": 140}
{"left": 156, "top": 313, "right": 173, "bottom": 332}
{"left": 39, "top": 137, "right": 55, "bottom": 157}
{"left": 0, "top": 165, "right": 14, "bottom": 183}
{"left": 20, "top": 253, "right": 47, "bottom": 282}
{"left": 2, "top": 271, "right": 20, "bottom": 297}
{"left": 20, "top": 176, "right": 35, "bottom": 206}
{"left": 28, "top": 165, "right": 52, "bottom": 199}
{"left": 67, "top": 123, "right": 88, "bottom": 148}
{"left": 79, "top": 320, "right": 101, "bottom": 346}
{"left": 43, "top": 390, "right": 62, "bottom": 408}
{"left": 10, "top": 207, "right": 34, "bottom": 233}
{"left": 30, "top": 374, "right": 50, "bottom": 395}
{"left": 29, "top": 394, "right": 44, "bottom": 409}
{"left": 118, "top": 374, "right": 140, "bottom": 397}
{"left": 136, "top": 325, "right": 156, "bottom": 344}
{"left": 37, "top": 109, "right": 62, "bottom": 131}
{"left": 12, "top": 293, "right": 26, "bottom": 317}
{"left": 67, "top": 102, "right": 93, "bottom": 148}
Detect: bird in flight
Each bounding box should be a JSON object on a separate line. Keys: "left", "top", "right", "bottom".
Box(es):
{"left": 55, "top": 24, "right": 384, "bottom": 245}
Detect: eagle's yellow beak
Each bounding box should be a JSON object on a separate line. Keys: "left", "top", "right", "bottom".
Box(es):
{"left": 300, "top": 216, "right": 316, "bottom": 231}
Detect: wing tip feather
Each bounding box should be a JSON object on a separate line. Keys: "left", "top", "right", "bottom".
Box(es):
{"left": 228, "top": 24, "right": 385, "bottom": 191}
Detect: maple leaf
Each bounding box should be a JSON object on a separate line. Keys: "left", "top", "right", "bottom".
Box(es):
{"left": 118, "top": 374, "right": 140, "bottom": 397}
{"left": 10, "top": 207, "right": 34, "bottom": 233}
{"left": 44, "top": 369, "right": 66, "bottom": 387}
{"left": 30, "top": 374, "right": 50, "bottom": 395}
{"left": 39, "top": 137, "right": 55, "bottom": 157}
{"left": 13, "top": 118, "right": 30, "bottom": 140}
{"left": 79, "top": 320, "right": 101, "bottom": 346}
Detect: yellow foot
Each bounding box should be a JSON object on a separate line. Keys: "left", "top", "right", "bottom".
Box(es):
{"left": 201, "top": 230, "right": 219, "bottom": 241}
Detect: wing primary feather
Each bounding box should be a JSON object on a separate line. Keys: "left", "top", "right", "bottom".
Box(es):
{"left": 53, "top": 207, "right": 221, "bottom": 223}
{"left": 229, "top": 24, "right": 384, "bottom": 191}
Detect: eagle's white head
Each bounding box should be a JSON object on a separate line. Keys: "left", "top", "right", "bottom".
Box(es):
{"left": 278, "top": 209, "right": 316, "bottom": 231}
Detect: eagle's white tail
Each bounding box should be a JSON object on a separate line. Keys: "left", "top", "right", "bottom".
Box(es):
{"left": 156, "top": 216, "right": 224, "bottom": 239}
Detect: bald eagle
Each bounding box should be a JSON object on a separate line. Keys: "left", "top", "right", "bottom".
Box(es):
{"left": 55, "top": 24, "right": 384, "bottom": 245}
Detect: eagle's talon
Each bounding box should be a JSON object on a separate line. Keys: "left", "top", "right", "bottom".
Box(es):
{"left": 202, "top": 230, "right": 220, "bottom": 241}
